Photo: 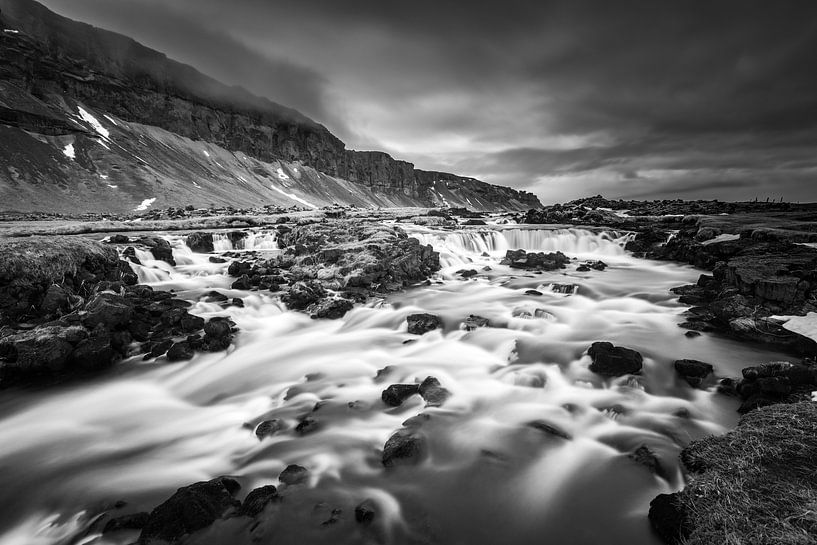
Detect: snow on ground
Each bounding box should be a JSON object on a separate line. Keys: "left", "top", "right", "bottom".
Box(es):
{"left": 797, "top": 242, "right": 817, "bottom": 249}
{"left": 107, "top": 184, "right": 118, "bottom": 189}
{"left": 192, "top": 181, "right": 201, "bottom": 188}
{"left": 62, "top": 143, "right": 75, "bottom": 159}
{"left": 102, "top": 115, "right": 118, "bottom": 126}
{"left": 203, "top": 150, "right": 210, "bottom": 158}
{"left": 3, "top": 29, "right": 19, "bottom": 34}
{"left": 701, "top": 233, "right": 741, "bottom": 245}
{"left": 134, "top": 197, "right": 157, "bottom": 212}
{"left": 276, "top": 167, "right": 290, "bottom": 181}
{"left": 269, "top": 184, "right": 317, "bottom": 208}
{"left": 772, "top": 312, "right": 817, "bottom": 342}
{"left": 77, "top": 106, "right": 110, "bottom": 139}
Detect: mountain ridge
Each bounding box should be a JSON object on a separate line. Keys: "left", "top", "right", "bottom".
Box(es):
{"left": 0, "top": 0, "right": 541, "bottom": 212}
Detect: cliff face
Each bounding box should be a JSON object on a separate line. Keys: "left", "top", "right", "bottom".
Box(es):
{"left": 0, "top": 0, "right": 541, "bottom": 211}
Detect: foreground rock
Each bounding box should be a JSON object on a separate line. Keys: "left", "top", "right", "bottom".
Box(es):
{"left": 500, "top": 249, "right": 570, "bottom": 271}
{"left": 649, "top": 402, "right": 817, "bottom": 544}
{"left": 0, "top": 237, "right": 233, "bottom": 387}
{"left": 733, "top": 360, "right": 817, "bottom": 413}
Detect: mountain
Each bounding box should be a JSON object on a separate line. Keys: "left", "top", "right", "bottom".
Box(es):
{"left": 0, "top": 0, "right": 541, "bottom": 213}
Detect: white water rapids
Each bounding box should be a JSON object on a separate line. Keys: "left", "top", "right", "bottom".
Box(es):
{"left": 0, "top": 225, "right": 795, "bottom": 545}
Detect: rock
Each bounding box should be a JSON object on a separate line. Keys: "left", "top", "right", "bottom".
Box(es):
{"left": 307, "top": 297, "right": 354, "bottom": 319}
{"left": 295, "top": 416, "right": 319, "bottom": 434}
{"left": 462, "top": 219, "right": 487, "bottom": 225}
{"left": 628, "top": 445, "right": 665, "bottom": 479}
{"left": 674, "top": 359, "right": 714, "bottom": 387}
{"left": 208, "top": 256, "right": 227, "bottom": 264}
{"left": 281, "top": 281, "right": 326, "bottom": 310}
{"left": 70, "top": 335, "right": 116, "bottom": 371}
{"left": 354, "top": 499, "right": 376, "bottom": 525}
{"left": 230, "top": 274, "right": 252, "bottom": 290}
{"left": 166, "top": 342, "right": 194, "bottom": 362}
{"left": 406, "top": 313, "right": 442, "bottom": 335}
{"left": 102, "top": 512, "right": 150, "bottom": 534}
{"left": 501, "top": 249, "right": 570, "bottom": 270}
{"left": 137, "top": 476, "right": 241, "bottom": 544}
{"left": 527, "top": 420, "right": 572, "bottom": 440}
{"left": 457, "top": 269, "right": 478, "bottom": 278}
{"left": 382, "top": 383, "right": 420, "bottom": 407}
{"left": 254, "top": 419, "right": 286, "bottom": 439}
{"left": 238, "top": 486, "right": 279, "bottom": 517}
{"left": 525, "top": 289, "right": 543, "bottom": 296}
{"left": 40, "top": 285, "right": 70, "bottom": 316}
{"left": 382, "top": 429, "right": 426, "bottom": 467}
{"left": 587, "top": 341, "right": 643, "bottom": 377}
{"left": 648, "top": 493, "right": 689, "bottom": 545}
{"left": 82, "top": 293, "right": 133, "bottom": 329}
{"left": 576, "top": 264, "right": 591, "bottom": 272}
{"left": 279, "top": 464, "right": 309, "bottom": 485}
{"left": 418, "top": 376, "right": 451, "bottom": 406}
{"left": 186, "top": 232, "right": 214, "bottom": 253}
{"left": 140, "top": 237, "right": 176, "bottom": 266}
{"left": 148, "top": 339, "right": 173, "bottom": 358}
{"left": 203, "top": 317, "right": 233, "bottom": 352}
{"left": 462, "top": 314, "right": 489, "bottom": 331}
{"left": 108, "top": 234, "right": 130, "bottom": 244}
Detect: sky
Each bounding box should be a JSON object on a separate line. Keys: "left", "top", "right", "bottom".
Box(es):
{"left": 39, "top": 0, "right": 817, "bottom": 203}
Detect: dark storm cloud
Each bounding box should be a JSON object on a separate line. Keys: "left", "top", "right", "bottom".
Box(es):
{"left": 41, "top": 0, "right": 817, "bottom": 202}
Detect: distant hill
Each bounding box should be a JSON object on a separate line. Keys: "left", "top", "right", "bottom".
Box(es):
{"left": 0, "top": 0, "right": 541, "bottom": 213}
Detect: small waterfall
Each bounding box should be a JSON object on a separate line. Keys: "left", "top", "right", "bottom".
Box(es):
{"left": 411, "top": 227, "right": 634, "bottom": 267}
{"left": 212, "top": 231, "right": 278, "bottom": 251}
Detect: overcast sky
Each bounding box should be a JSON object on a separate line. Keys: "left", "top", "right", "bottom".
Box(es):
{"left": 40, "top": 0, "right": 817, "bottom": 203}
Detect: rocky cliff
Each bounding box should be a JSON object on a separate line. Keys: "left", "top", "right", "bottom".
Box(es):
{"left": 0, "top": 0, "right": 541, "bottom": 212}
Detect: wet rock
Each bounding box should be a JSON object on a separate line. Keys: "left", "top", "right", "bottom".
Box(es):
{"left": 140, "top": 237, "right": 176, "bottom": 266}
{"left": 137, "top": 476, "right": 241, "bottom": 544}
{"left": 549, "top": 283, "right": 577, "bottom": 295}
{"left": 576, "top": 264, "right": 591, "bottom": 272}
{"left": 230, "top": 274, "right": 252, "bottom": 290}
{"left": 501, "top": 249, "right": 570, "bottom": 271}
{"left": 295, "top": 416, "right": 320, "bottom": 434}
{"left": 308, "top": 297, "right": 354, "bottom": 319}
{"left": 279, "top": 464, "right": 309, "bottom": 485}
{"left": 208, "top": 256, "right": 227, "bottom": 264}
{"left": 70, "top": 334, "right": 117, "bottom": 371}
{"left": 629, "top": 445, "right": 666, "bottom": 479}
{"left": 166, "top": 342, "right": 194, "bottom": 362}
{"left": 525, "top": 289, "right": 543, "bottom": 296}
{"left": 382, "top": 383, "right": 420, "bottom": 407}
{"left": 674, "top": 359, "right": 714, "bottom": 387}
{"left": 203, "top": 317, "right": 233, "bottom": 352}
{"left": 238, "top": 486, "right": 279, "bottom": 517}
{"left": 406, "top": 313, "right": 442, "bottom": 335}
{"left": 527, "top": 420, "right": 572, "bottom": 440}
{"left": 186, "top": 232, "right": 214, "bottom": 253}
{"left": 418, "top": 376, "right": 451, "bottom": 407}
{"left": 103, "top": 512, "right": 150, "bottom": 534}
{"left": 40, "top": 285, "right": 70, "bottom": 316}
{"left": 108, "top": 234, "right": 130, "bottom": 244}
{"left": 148, "top": 339, "right": 173, "bottom": 358}
{"left": 382, "top": 429, "right": 426, "bottom": 467}
{"left": 587, "top": 341, "right": 643, "bottom": 377}
{"left": 255, "top": 419, "right": 286, "bottom": 439}
{"left": 648, "top": 493, "right": 690, "bottom": 545}
{"left": 354, "top": 500, "right": 376, "bottom": 525}
{"left": 462, "top": 219, "right": 487, "bottom": 226}
{"left": 457, "top": 269, "right": 478, "bottom": 278}
{"left": 462, "top": 314, "right": 489, "bottom": 331}
{"left": 82, "top": 293, "right": 133, "bottom": 329}
{"left": 282, "top": 281, "right": 327, "bottom": 310}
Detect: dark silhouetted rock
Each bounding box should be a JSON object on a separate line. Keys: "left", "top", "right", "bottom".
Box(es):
{"left": 166, "top": 342, "right": 194, "bottom": 362}
{"left": 308, "top": 297, "right": 354, "bottom": 319}
{"left": 382, "top": 429, "right": 426, "bottom": 467}
{"left": 674, "top": 359, "right": 714, "bottom": 387}
{"left": 186, "top": 232, "right": 214, "bottom": 253}
{"left": 137, "top": 476, "right": 241, "bottom": 544}
{"left": 282, "top": 281, "right": 326, "bottom": 310}
{"left": 238, "top": 485, "right": 279, "bottom": 517}
{"left": 648, "top": 493, "right": 689, "bottom": 545}
{"left": 527, "top": 420, "right": 572, "bottom": 440}
{"left": 587, "top": 341, "right": 643, "bottom": 376}
{"left": 418, "top": 376, "right": 451, "bottom": 407}
{"left": 254, "top": 419, "right": 286, "bottom": 439}
{"left": 382, "top": 383, "right": 420, "bottom": 407}
{"left": 355, "top": 499, "right": 376, "bottom": 525}
{"left": 103, "top": 512, "right": 149, "bottom": 534}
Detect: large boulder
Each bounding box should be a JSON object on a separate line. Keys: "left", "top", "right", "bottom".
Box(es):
{"left": 406, "top": 313, "right": 442, "bottom": 335}
{"left": 138, "top": 477, "right": 241, "bottom": 544}
{"left": 587, "top": 342, "right": 643, "bottom": 376}
{"left": 501, "top": 249, "right": 570, "bottom": 271}
{"left": 382, "top": 429, "right": 426, "bottom": 468}
{"left": 186, "top": 232, "right": 214, "bottom": 253}
{"left": 674, "top": 359, "right": 714, "bottom": 387}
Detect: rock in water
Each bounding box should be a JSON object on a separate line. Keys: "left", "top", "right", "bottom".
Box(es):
{"left": 418, "top": 376, "right": 451, "bottom": 407}
{"left": 406, "top": 313, "right": 442, "bottom": 335}
{"left": 354, "top": 499, "right": 376, "bottom": 525}
{"left": 279, "top": 464, "right": 309, "bottom": 485}
{"left": 587, "top": 341, "right": 643, "bottom": 376}
{"left": 237, "top": 486, "right": 279, "bottom": 517}
{"left": 186, "top": 232, "right": 214, "bottom": 253}
{"left": 137, "top": 477, "right": 241, "bottom": 544}
{"left": 102, "top": 512, "right": 150, "bottom": 534}
{"left": 674, "top": 359, "right": 714, "bottom": 387}
{"left": 381, "top": 383, "right": 420, "bottom": 407}
{"left": 382, "top": 429, "right": 426, "bottom": 467}
{"left": 648, "top": 493, "right": 690, "bottom": 545}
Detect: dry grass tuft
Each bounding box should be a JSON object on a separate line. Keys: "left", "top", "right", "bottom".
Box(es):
{"left": 680, "top": 401, "right": 817, "bottom": 544}
{"left": 0, "top": 236, "right": 118, "bottom": 285}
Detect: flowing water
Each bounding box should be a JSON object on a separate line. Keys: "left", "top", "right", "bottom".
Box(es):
{"left": 0, "top": 224, "right": 795, "bottom": 545}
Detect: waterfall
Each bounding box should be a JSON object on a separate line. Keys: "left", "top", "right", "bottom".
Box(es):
{"left": 212, "top": 231, "right": 278, "bottom": 251}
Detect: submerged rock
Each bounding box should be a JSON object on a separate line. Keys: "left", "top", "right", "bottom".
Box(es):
{"left": 279, "top": 464, "right": 309, "bottom": 486}
{"left": 418, "top": 376, "right": 451, "bottom": 407}
{"left": 587, "top": 341, "right": 643, "bottom": 377}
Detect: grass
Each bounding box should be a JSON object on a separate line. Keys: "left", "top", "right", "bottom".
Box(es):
{"left": 0, "top": 236, "right": 118, "bottom": 285}
{"left": 679, "top": 402, "right": 817, "bottom": 544}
